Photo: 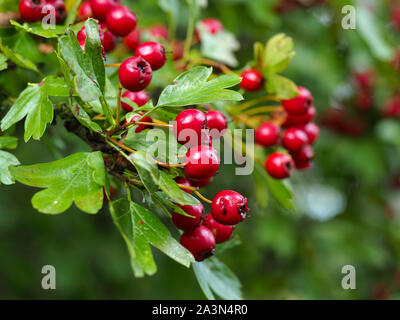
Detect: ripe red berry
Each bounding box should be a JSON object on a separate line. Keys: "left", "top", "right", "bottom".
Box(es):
{"left": 19, "top": 0, "right": 45, "bottom": 22}
{"left": 381, "top": 96, "right": 400, "bottom": 118}
{"left": 43, "top": 0, "right": 66, "bottom": 23}
{"left": 265, "top": 152, "right": 294, "bottom": 179}
{"left": 211, "top": 190, "right": 248, "bottom": 225}
{"left": 172, "top": 40, "right": 184, "bottom": 61}
{"left": 184, "top": 145, "right": 220, "bottom": 180}
{"left": 282, "top": 127, "right": 309, "bottom": 153}
{"left": 188, "top": 177, "right": 213, "bottom": 188}
{"left": 283, "top": 105, "right": 316, "bottom": 127}
{"left": 123, "top": 29, "right": 141, "bottom": 51}
{"left": 77, "top": 25, "right": 105, "bottom": 52}
{"left": 255, "top": 122, "right": 280, "bottom": 147}
{"left": 125, "top": 113, "right": 152, "bottom": 133}
{"left": 135, "top": 42, "right": 167, "bottom": 71}
{"left": 195, "top": 18, "right": 223, "bottom": 41}
{"left": 205, "top": 110, "right": 228, "bottom": 139}
{"left": 99, "top": 23, "right": 116, "bottom": 52}
{"left": 90, "top": 0, "right": 120, "bottom": 21}
{"left": 174, "top": 109, "right": 208, "bottom": 148}
{"left": 240, "top": 69, "right": 263, "bottom": 92}
{"left": 282, "top": 86, "right": 313, "bottom": 115}
{"left": 149, "top": 24, "right": 169, "bottom": 40}
{"left": 119, "top": 56, "right": 153, "bottom": 92}
{"left": 78, "top": 1, "right": 93, "bottom": 20}
{"left": 292, "top": 144, "right": 314, "bottom": 170}
{"left": 203, "top": 214, "right": 234, "bottom": 244}
{"left": 172, "top": 203, "right": 204, "bottom": 231}
{"left": 174, "top": 177, "right": 193, "bottom": 194}
{"left": 121, "top": 91, "right": 149, "bottom": 112}
{"left": 302, "top": 122, "right": 319, "bottom": 144}
{"left": 106, "top": 5, "right": 137, "bottom": 37}
{"left": 180, "top": 226, "right": 216, "bottom": 262}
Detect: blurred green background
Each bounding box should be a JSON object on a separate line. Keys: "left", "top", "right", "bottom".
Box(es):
{"left": 1, "top": 0, "right": 400, "bottom": 299}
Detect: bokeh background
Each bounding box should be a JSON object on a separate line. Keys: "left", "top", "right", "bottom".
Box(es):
{"left": 1, "top": 0, "right": 400, "bottom": 299}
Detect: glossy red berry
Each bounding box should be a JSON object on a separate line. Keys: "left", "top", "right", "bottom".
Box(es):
{"left": 175, "top": 177, "right": 193, "bottom": 194}
{"left": 90, "top": 0, "right": 120, "bottom": 21}
{"left": 123, "top": 29, "right": 141, "bottom": 51}
{"left": 19, "top": 0, "right": 45, "bottom": 22}
{"left": 240, "top": 69, "right": 263, "bottom": 92}
{"left": 172, "top": 203, "right": 204, "bottom": 231}
{"left": 211, "top": 190, "right": 248, "bottom": 225}
{"left": 78, "top": 1, "right": 93, "bottom": 20}
{"left": 184, "top": 145, "right": 220, "bottom": 180}
{"left": 265, "top": 152, "right": 294, "bottom": 179}
{"left": 119, "top": 56, "right": 153, "bottom": 92}
{"left": 99, "top": 23, "right": 116, "bottom": 52}
{"left": 283, "top": 105, "right": 316, "bottom": 127}
{"left": 126, "top": 113, "right": 152, "bottom": 133}
{"left": 180, "top": 226, "right": 216, "bottom": 262}
{"left": 255, "top": 122, "right": 280, "bottom": 147}
{"left": 106, "top": 5, "right": 137, "bottom": 37}
{"left": 188, "top": 177, "right": 213, "bottom": 188}
{"left": 302, "top": 122, "right": 319, "bottom": 144}
{"left": 43, "top": 0, "right": 66, "bottom": 23}
{"left": 292, "top": 144, "right": 314, "bottom": 170}
{"left": 135, "top": 42, "right": 167, "bottom": 71}
{"left": 77, "top": 25, "right": 105, "bottom": 52}
{"left": 149, "top": 24, "right": 168, "bottom": 40}
{"left": 121, "top": 91, "right": 149, "bottom": 112}
{"left": 205, "top": 110, "right": 228, "bottom": 139}
{"left": 282, "top": 127, "right": 309, "bottom": 153}
{"left": 282, "top": 86, "right": 313, "bottom": 115}
{"left": 174, "top": 109, "right": 208, "bottom": 148}
{"left": 203, "top": 214, "right": 234, "bottom": 244}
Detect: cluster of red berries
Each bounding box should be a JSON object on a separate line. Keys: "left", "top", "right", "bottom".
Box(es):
{"left": 19, "top": 0, "right": 66, "bottom": 23}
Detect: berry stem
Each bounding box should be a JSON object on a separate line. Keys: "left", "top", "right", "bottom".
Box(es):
{"left": 194, "top": 190, "right": 212, "bottom": 204}
{"left": 134, "top": 121, "right": 172, "bottom": 128}
{"left": 105, "top": 63, "right": 121, "bottom": 67}
{"left": 232, "top": 95, "right": 280, "bottom": 113}
{"left": 190, "top": 58, "right": 237, "bottom": 75}
{"left": 243, "top": 105, "right": 283, "bottom": 116}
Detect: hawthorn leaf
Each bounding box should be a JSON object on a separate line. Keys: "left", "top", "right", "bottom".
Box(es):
{"left": 157, "top": 66, "right": 243, "bottom": 107}
{"left": 1, "top": 84, "right": 54, "bottom": 142}
{"left": 264, "top": 33, "right": 295, "bottom": 74}
{"left": 129, "top": 151, "right": 160, "bottom": 194}
{"left": 0, "top": 38, "right": 40, "bottom": 74}
{"left": 0, "top": 53, "right": 7, "bottom": 71}
{"left": 0, "top": 136, "right": 18, "bottom": 150}
{"left": 110, "top": 199, "right": 194, "bottom": 277}
{"left": 9, "top": 152, "right": 106, "bottom": 214}
{"left": 0, "top": 150, "right": 20, "bottom": 185}
{"left": 44, "top": 76, "right": 72, "bottom": 97}
{"left": 252, "top": 163, "right": 269, "bottom": 208}
{"left": 193, "top": 257, "right": 243, "bottom": 300}
{"left": 266, "top": 73, "right": 298, "bottom": 100}
{"left": 65, "top": 0, "right": 83, "bottom": 26}
{"left": 10, "top": 20, "right": 66, "bottom": 39}
{"left": 68, "top": 103, "right": 102, "bottom": 132}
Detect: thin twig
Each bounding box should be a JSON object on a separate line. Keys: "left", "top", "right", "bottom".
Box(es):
{"left": 194, "top": 190, "right": 212, "bottom": 204}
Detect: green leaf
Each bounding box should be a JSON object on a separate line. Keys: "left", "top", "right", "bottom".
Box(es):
{"left": 264, "top": 33, "right": 295, "bottom": 74}
{"left": 0, "top": 53, "right": 8, "bottom": 71}
{"left": 68, "top": 103, "right": 102, "bottom": 132}
{"left": 110, "top": 199, "right": 194, "bottom": 277}
{"left": 157, "top": 66, "right": 243, "bottom": 107}
{"left": 0, "top": 136, "right": 18, "bottom": 150}
{"left": 252, "top": 163, "right": 269, "bottom": 208}
{"left": 159, "top": 171, "right": 199, "bottom": 206}
{"left": 10, "top": 152, "right": 106, "bottom": 214}
{"left": 0, "top": 150, "right": 20, "bottom": 185}
{"left": 1, "top": 84, "right": 54, "bottom": 142}
{"left": 65, "top": 0, "right": 83, "bottom": 26}
{"left": 0, "top": 38, "right": 40, "bottom": 74}
{"left": 10, "top": 20, "right": 66, "bottom": 39}
{"left": 44, "top": 76, "right": 72, "bottom": 96}
{"left": 193, "top": 257, "right": 243, "bottom": 300}
{"left": 266, "top": 73, "right": 298, "bottom": 100}
{"left": 129, "top": 151, "right": 160, "bottom": 193}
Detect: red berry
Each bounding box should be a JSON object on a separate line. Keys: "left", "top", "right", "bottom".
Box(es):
{"left": 172, "top": 203, "right": 204, "bottom": 231}
{"left": 291, "top": 144, "right": 314, "bottom": 168}
{"left": 78, "top": 1, "right": 93, "bottom": 20}
{"left": 43, "top": 0, "right": 66, "bottom": 23}
{"left": 391, "top": 5, "right": 400, "bottom": 31}
{"left": 188, "top": 177, "right": 213, "bottom": 188}
{"left": 106, "top": 5, "right": 137, "bottom": 37}
{"left": 172, "top": 40, "right": 184, "bottom": 61}
{"left": 203, "top": 214, "right": 235, "bottom": 244}
{"left": 195, "top": 18, "right": 223, "bottom": 41}
{"left": 282, "top": 86, "right": 313, "bottom": 115}
{"left": 265, "top": 152, "right": 294, "bottom": 179}
{"left": 19, "top": 0, "right": 45, "bottom": 22}
{"left": 211, "top": 190, "right": 248, "bottom": 225}
{"left": 90, "top": 0, "right": 120, "bottom": 21}
{"left": 184, "top": 145, "right": 220, "bottom": 180}
{"left": 123, "top": 29, "right": 141, "bottom": 51}
{"left": 174, "top": 109, "right": 208, "bottom": 148}
{"left": 126, "top": 113, "right": 152, "bottom": 133}
{"left": 77, "top": 25, "right": 105, "bottom": 52}
{"left": 99, "top": 23, "right": 116, "bottom": 52}
{"left": 381, "top": 96, "right": 400, "bottom": 118}
{"left": 121, "top": 91, "right": 149, "bottom": 112}
{"left": 240, "top": 69, "right": 263, "bottom": 92}
{"left": 282, "top": 127, "right": 309, "bottom": 153}
{"left": 135, "top": 42, "right": 167, "bottom": 71}
{"left": 283, "top": 105, "right": 316, "bottom": 127}
{"left": 119, "top": 56, "right": 153, "bottom": 92}
{"left": 180, "top": 226, "right": 216, "bottom": 262}
{"left": 205, "top": 110, "right": 228, "bottom": 139}
{"left": 301, "top": 122, "right": 319, "bottom": 144}
{"left": 149, "top": 24, "right": 169, "bottom": 40}
{"left": 255, "top": 122, "right": 280, "bottom": 147}
{"left": 174, "top": 177, "right": 193, "bottom": 194}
